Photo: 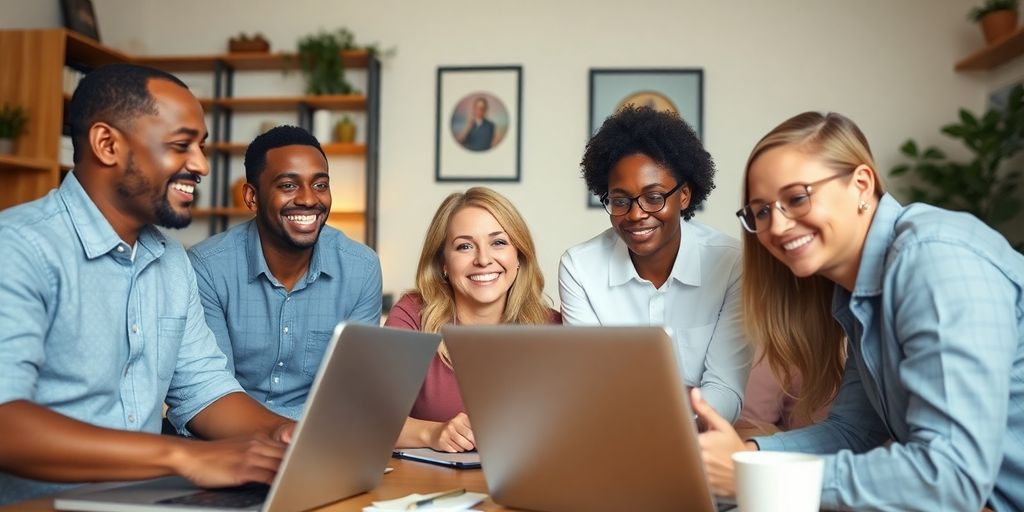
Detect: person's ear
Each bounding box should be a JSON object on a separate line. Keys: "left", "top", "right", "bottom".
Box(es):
{"left": 677, "top": 183, "right": 692, "bottom": 211}
{"left": 850, "top": 164, "right": 877, "bottom": 202}
{"left": 88, "top": 122, "right": 122, "bottom": 167}
{"left": 243, "top": 182, "right": 257, "bottom": 210}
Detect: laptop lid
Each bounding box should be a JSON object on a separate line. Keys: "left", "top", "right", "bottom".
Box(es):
{"left": 442, "top": 325, "right": 717, "bottom": 512}
{"left": 54, "top": 323, "right": 440, "bottom": 512}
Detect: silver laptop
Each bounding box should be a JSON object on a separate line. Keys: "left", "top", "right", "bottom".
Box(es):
{"left": 55, "top": 323, "right": 441, "bottom": 512}
{"left": 443, "top": 325, "right": 724, "bottom": 512}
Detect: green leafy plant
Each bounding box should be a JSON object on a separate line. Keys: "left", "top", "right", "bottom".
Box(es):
{"left": 891, "top": 84, "right": 1024, "bottom": 247}
{"left": 296, "top": 28, "right": 356, "bottom": 95}
{"left": 0, "top": 103, "right": 28, "bottom": 139}
{"left": 968, "top": 0, "right": 1019, "bottom": 21}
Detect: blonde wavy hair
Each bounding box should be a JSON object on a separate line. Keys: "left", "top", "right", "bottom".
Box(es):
{"left": 742, "top": 112, "right": 885, "bottom": 421}
{"left": 413, "top": 187, "right": 552, "bottom": 366}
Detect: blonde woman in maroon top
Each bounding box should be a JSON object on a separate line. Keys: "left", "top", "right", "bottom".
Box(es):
{"left": 386, "top": 187, "right": 559, "bottom": 453}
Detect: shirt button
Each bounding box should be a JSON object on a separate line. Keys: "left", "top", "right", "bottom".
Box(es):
{"left": 116, "top": 246, "right": 125, "bottom": 253}
{"left": 131, "top": 324, "right": 139, "bottom": 333}
{"left": 127, "top": 414, "right": 135, "bottom": 423}
{"left": 267, "top": 400, "right": 274, "bottom": 404}
{"left": 283, "top": 326, "right": 289, "bottom": 334}
{"left": 273, "top": 377, "right": 280, "bottom": 383}
{"left": 278, "top": 361, "right": 284, "bottom": 367}
{"left": 285, "top": 297, "right": 291, "bottom": 302}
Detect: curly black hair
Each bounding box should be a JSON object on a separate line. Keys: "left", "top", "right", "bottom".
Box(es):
{"left": 581, "top": 105, "right": 715, "bottom": 220}
{"left": 244, "top": 125, "right": 326, "bottom": 186}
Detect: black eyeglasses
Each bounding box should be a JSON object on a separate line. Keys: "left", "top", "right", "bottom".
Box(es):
{"left": 601, "top": 182, "right": 685, "bottom": 216}
{"left": 735, "top": 170, "right": 853, "bottom": 233}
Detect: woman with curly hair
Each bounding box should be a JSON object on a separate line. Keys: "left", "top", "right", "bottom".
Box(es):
{"left": 387, "top": 187, "right": 559, "bottom": 452}
{"left": 558, "top": 105, "right": 751, "bottom": 422}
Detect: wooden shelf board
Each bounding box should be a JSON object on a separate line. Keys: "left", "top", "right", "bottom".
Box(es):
{"left": 211, "top": 142, "right": 364, "bottom": 155}
{"left": 134, "top": 49, "right": 369, "bottom": 72}
{"left": 64, "top": 29, "right": 130, "bottom": 68}
{"left": 215, "top": 95, "right": 365, "bottom": 112}
{"left": 956, "top": 26, "right": 1024, "bottom": 71}
{"left": 0, "top": 154, "right": 57, "bottom": 173}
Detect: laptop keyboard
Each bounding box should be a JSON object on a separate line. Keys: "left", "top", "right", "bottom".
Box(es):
{"left": 157, "top": 483, "right": 270, "bottom": 509}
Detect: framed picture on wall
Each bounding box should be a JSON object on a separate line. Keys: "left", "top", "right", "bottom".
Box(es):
{"left": 586, "top": 68, "right": 704, "bottom": 208}
{"left": 60, "top": 0, "right": 101, "bottom": 42}
{"left": 436, "top": 66, "right": 522, "bottom": 182}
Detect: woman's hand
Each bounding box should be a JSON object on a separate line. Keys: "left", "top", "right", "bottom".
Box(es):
{"left": 428, "top": 412, "right": 475, "bottom": 453}
{"left": 691, "top": 388, "right": 755, "bottom": 497}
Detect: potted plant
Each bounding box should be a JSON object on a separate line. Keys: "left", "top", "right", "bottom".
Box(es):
{"left": 0, "top": 103, "right": 28, "bottom": 155}
{"left": 891, "top": 83, "right": 1024, "bottom": 251}
{"left": 335, "top": 115, "right": 356, "bottom": 143}
{"left": 969, "top": 0, "right": 1019, "bottom": 44}
{"left": 296, "top": 28, "right": 356, "bottom": 95}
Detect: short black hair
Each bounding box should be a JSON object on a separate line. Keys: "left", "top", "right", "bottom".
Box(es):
{"left": 69, "top": 63, "right": 189, "bottom": 164}
{"left": 581, "top": 105, "right": 715, "bottom": 220}
{"left": 244, "top": 125, "right": 326, "bottom": 186}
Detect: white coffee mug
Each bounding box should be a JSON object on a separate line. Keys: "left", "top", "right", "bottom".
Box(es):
{"left": 732, "top": 451, "right": 824, "bottom": 512}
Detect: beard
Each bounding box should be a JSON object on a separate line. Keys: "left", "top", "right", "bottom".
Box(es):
{"left": 117, "top": 152, "right": 193, "bottom": 229}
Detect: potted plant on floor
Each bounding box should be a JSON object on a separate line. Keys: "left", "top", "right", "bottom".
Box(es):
{"left": 891, "top": 84, "right": 1024, "bottom": 251}
{"left": 969, "top": 0, "right": 1020, "bottom": 44}
{"left": 0, "top": 103, "right": 27, "bottom": 155}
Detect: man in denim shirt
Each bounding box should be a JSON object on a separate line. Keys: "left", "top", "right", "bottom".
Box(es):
{"left": 188, "top": 126, "right": 382, "bottom": 420}
{"left": 0, "top": 64, "right": 295, "bottom": 504}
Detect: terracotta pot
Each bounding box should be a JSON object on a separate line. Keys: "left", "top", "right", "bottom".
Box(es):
{"left": 981, "top": 9, "right": 1019, "bottom": 44}
{"left": 0, "top": 138, "right": 14, "bottom": 155}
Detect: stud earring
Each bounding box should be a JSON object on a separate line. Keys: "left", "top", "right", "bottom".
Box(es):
{"left": 859, "top": 201, "right": 870, "bottom": 212}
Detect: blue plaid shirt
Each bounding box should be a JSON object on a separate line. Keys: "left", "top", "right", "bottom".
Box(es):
{"left": 0, "top": 174, "right": 243, "bottom": 504}
{"left": 755, "top": 194, "right": 1024, "bottom": 511}
{"left": 188, "top": 220, "right": 381, "bottom": 419}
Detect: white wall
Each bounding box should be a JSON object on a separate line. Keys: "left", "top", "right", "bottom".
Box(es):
{"left": 5, "top": 0, "right": 1006, "bottom": 303}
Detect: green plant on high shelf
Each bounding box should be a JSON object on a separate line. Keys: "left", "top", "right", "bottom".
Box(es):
{"left": 296, "top": 28, "right": 357, "bottom": 95}
{"left": 891, "top": 84, "right": 1024, "bottom": 251}
{"left": 0, "top": 103, "right": 28, "bottom": 139}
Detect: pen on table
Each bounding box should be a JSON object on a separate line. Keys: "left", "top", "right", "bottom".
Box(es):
{"left": 406, "top": 488, "right": 466, "bottom": 510}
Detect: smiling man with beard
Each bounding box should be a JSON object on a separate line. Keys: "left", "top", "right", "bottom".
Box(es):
{"left": 0, "top": 64, "right": 297, "bottom": 504}
{"left": 188, "top": 125, "right": 382, "bottom": 420}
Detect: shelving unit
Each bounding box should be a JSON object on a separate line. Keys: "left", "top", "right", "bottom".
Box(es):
{"left": 0, "top": 29, "right": 380, "bottom": 249}
{"left": 955, "top": 26, "right": 1024, "bottom": 71}
{"left": 135, "top": 49, "right": 380, "bottom": 247}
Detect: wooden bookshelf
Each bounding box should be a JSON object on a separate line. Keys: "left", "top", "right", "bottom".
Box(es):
{"left": 133, "top": 49, "right": 370, "bottom": 72}
{"left": 956, "top": 27, "right": 1024, "bottom": 71}
{"left": 0, "top": 154, "right": 56, "bottom": 173}
{"left": 214, "top": 94, "right": 366, "bottom": 112}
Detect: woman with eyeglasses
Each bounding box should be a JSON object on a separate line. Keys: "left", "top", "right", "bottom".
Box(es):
{"left": 692, "top": 112, "right": 1024, "bottom": 511}
{"left": 558, "top": 105, "right": 751, "bottom": 423}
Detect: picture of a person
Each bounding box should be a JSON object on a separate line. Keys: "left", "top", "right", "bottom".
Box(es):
{"left": 455, "top": 97, "right": 496, "bottom": 152}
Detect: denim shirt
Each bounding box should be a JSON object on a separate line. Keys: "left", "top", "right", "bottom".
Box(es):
{"left": 756, "top": 194, "right": 1024, "bottom": 511}
{"left": 188, "top": 220, "right": 382, "bottom": 419}
{"left": 0, "top": 174, "right": 243, "bottom": 504}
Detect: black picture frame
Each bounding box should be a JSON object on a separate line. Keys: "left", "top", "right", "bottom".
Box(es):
{"left": 435, "top": 65, "right": 522, "bottom": 182}
{"left": 60, "top": 0, "right": 101, "bottom": 42}
{"left": 586, "top": 68, "right": 704, "bottom": 208}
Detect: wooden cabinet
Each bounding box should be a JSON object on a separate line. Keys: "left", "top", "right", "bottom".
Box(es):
{"left": 0, "top": 29, "right": 379, "bottom": 249}
{"left": 0, "top": 29, "right": 128, "bottom": 210}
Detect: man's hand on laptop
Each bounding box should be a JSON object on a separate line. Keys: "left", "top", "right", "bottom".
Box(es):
{"left": 172, "top": 435, "right": 289, "bottom": 488}
{"left": 430, "top": 412, "right": 475, "bottom": 453}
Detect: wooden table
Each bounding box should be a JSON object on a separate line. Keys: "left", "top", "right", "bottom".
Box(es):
{"left": 0, "top": 458, "right": 506, "bottom": 511}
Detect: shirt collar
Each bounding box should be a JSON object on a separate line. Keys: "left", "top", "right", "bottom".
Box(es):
{"left": 851, "top": 193, "right": 902, "bottom": 298}
{"left": 607, "top": 221, "right": 702, "bottom": 287}
{"left": 58, "top": 172, "right": 165, "bottom": 260}
{"left": 244, "top": 220, "right": 328, "bottom": 285}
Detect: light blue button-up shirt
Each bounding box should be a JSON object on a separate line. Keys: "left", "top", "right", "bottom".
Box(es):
{"left": 0, "top": 173, "right": 243, "bottom": 504}
{"left": 755, "top": 194, "right": 1024, "bottom": 511}
{"left": 559, "top": 221, "right": 751, "bottom": 423}
{"left": 188, "top": 220, "right": 382, "bottom": 419}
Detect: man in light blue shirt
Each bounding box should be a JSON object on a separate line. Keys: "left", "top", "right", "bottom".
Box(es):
{"left": 0, "top": 64, "right": 294, "bottom": 504}
{"left": 188, "top": 126, "right": 382, "bottom": 419}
